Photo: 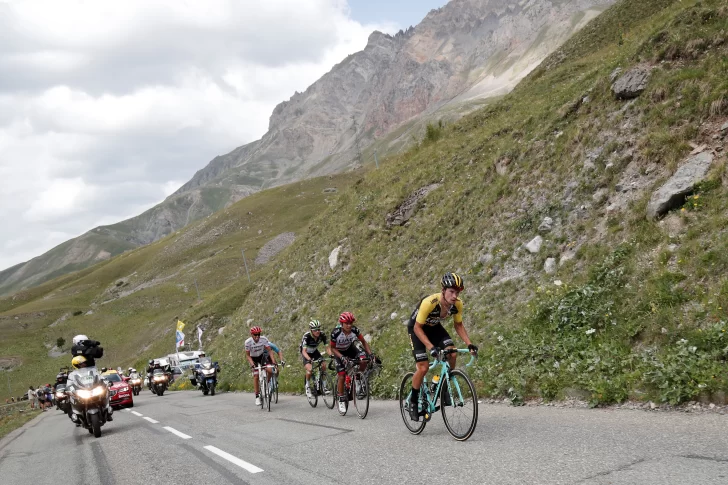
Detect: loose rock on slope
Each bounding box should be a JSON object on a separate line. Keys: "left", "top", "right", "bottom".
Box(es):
{"left": 646, "top": 152, "right": 714, "bottom": 219}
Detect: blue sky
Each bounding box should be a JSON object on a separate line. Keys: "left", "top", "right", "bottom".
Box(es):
{"left": 348, "top": 0, "right": 448, "bottom": 29}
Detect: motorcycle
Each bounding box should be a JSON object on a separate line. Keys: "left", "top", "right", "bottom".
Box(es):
{"left": 190, "top": 357, "right": 218, "bottom": 396}
{"left": 128, "top": 373, "right": 143, "bottom": 396}
{"left": 55, "top": 384, "right": 70, "bottom": 415}
{"left": 68, "top": 370, "right": 109, "bottom": 438}
{"left": 151, "top": 369, "right": 168, "bottom": 396}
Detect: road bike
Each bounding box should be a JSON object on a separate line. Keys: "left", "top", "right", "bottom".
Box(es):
{"left": 339, "top": 356, "right": 382, "bottom": 419}
{"left": 399, "top": 348, "right": 478, "bottom": 441}
{"left": 256, "top": 362, "right": 283, "bottom": 412}
{"left": 306, "top": 358, "right": 336, "bottom": 409}
{"left": 269, "top": 362, "right": 285, "bottom": 405}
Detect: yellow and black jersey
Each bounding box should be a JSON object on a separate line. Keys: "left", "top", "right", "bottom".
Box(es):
{"left": 407, "top": 293, "right": 463, "bottom": 328}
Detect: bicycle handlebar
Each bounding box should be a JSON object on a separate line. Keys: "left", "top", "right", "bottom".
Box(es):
{"left": 428, "top": 348, "right": 477, "bottom": 370}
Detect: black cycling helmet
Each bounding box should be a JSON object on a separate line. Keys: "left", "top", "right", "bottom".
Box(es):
{"left": 100, "top": 367, "right": 108, "bottom": 373}
{"left": 441, "top": 272, "right": 464, "bottom": 291}
{"left": 149, "top": 359, "right": 154, "bottom": 365}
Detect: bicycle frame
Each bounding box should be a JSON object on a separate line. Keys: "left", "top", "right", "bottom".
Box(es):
{"left": 420, "top": 349, "right": 476, "bottom": 417}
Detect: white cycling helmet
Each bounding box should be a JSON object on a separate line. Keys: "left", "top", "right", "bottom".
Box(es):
{"left": 72, "top": 334, "right": 89, "bottom": 345}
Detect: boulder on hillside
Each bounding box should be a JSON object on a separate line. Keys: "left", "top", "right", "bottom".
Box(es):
{"left": 612, "top": 67, "right": 651, "bottom": 100}
{"left": 329, "top": 246, "right": 342, "bottom": 270}
{"left": 525, "top": 235, "right": 543, "bottom": 254}
{"left": 646, "top": 152, "right": 714, "bottom": 219}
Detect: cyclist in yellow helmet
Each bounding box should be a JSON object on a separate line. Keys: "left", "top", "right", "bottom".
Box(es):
{"left": 406, "top": 272, "right": 478, "bottom": 422}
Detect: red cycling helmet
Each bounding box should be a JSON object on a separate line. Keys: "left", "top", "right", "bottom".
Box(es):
{"left": 339, "top": 312, "right": 356, "bottom": 324}
{"left": 250, "top": 326, "right": 262, "bottom": 335}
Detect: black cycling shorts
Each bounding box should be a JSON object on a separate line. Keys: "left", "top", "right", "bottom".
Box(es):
{"left": 335, "top": 346, "right": 365, "bottom": 374}
{"left": 408, "top": 324, "right": 454, "bottom": 362}
{"left": 301, "top": 349, "right": 322, "bottom": 364}
{"left": 250, "top": 354, "right": 270, "bottom": 373}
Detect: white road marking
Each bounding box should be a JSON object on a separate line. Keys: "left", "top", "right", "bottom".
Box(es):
{"left": 163, "top": 426, "right": 192, "bottom": 439}
{"left": 143, "top": 417, "right": 159, "bottom": 424}
{"left": 131, "top": 411, "right": 143, "bottom": 416}
{"left": 204, "top": 445, "right": 264, "bottom": 474}
{"left": 122, "top": 408, "right": 131, "bottom": 412}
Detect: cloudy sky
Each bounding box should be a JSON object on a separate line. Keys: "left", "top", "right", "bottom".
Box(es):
{"left": 0, "top": 0, "right": 446, "bottom": 271}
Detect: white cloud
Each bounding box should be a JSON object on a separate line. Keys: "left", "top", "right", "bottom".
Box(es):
{"left": 0, "top": 0, "right": 397, "bottom": 271}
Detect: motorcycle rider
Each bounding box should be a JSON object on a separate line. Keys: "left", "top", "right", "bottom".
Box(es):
{"left": 67, "top": 335, "right": 113, "bottom": 422}
{"left": 67, "top": 355, "right": 114, "bottom": 424}
{"left": 53, "top": 372, "right": 67, "bottom": 390}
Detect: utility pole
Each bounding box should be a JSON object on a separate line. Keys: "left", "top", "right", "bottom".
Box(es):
{"left": 241, "top": 249, "right": 251, "bottom": 283}
{"left": 194, "top": 278, "right": 202, "bottom": 301}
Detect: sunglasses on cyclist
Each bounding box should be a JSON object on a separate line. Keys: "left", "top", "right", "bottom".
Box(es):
{"left": 252, "top": 333, "right": 261, "bottom": 337}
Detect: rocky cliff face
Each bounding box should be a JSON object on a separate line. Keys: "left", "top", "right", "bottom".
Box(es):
{"left": 183, "top": 0, "right": 615, "bottom": 189}
{"left": 0, "top": 0, "right": 614, "bottom": 296}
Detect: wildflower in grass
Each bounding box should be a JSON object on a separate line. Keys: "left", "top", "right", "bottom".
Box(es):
{"left": 497, "top": 335, "right": 504, "bottom": 342}
{"left": 586, "top": 328, "right": 596, "bottom": 335}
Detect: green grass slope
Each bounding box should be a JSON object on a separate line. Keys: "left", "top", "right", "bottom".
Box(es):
{"left": 206, "top": 0, "right": 728, "bottom": 405}
{"left": 0, "top": 173, "right": 356, "bottom": 400}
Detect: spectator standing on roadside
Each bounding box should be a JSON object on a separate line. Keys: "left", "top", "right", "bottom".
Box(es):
{"left": 28, "top": 386, "right": 37, "bottom": 409}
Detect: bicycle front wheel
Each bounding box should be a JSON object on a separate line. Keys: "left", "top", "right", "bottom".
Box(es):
{"left": 353, "top": 373, "right": 369, "bottom": 419}
{"left": 441, "top": 369, "right": 478, "bottom": 441}
{"left": 322, "top": 372, "right": 336, "bottom": 409}
{"left": 266, "top": 378, "right": 272, "bottom": 411}
{"left": 306, "top": 376, "right": 318, "bottom": 408}
{"left": 399, "top": 372, "right": 426, "bottom": 435}
{"left": 259, "top": 377, "right": 266, "bottom": 411}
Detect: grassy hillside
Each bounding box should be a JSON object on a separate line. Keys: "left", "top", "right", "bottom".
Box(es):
{"left": 0, "top": 173, "right": 357, "bottom": 400}
{"left": 2, "top": 0, "right": 727, "bottom": 407}
{"left": 207, "top": 0, "right": 728, "bottom": 405}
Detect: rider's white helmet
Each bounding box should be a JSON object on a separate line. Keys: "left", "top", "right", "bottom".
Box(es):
{"left": 72, "top": 334, "right": 89, "bottom": 345}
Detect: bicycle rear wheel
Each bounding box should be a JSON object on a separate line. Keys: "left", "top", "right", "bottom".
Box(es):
{"left": 441, "top": 369, "right": 478, "bottom": 441}
{"left": 353, "top": 373, "right": 369, "bottom": 419}
{"left": 399, "top": 372, "right": 426, "bottom": 435}
{"left": 273, "top": 375, "right": 279, "bottom": 404}
{"left": 306, "top": 376, "right": 318, "bottom": 408}
{"left": 322, "top": 372, "right": 335, "bottom": 409}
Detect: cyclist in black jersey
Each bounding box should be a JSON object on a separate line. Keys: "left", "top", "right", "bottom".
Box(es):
{"left": 407, "top": 272, "right": 478, "bottom": 422}
{"left": 330, "top": 312, "right": 373, "bottom": 414}
{"left": 301, "top": 319, "right": 332, "bottom": 398}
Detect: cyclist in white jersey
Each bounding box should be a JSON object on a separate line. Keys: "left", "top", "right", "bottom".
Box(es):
{"left": 245, "top": 326, "right": 277, "bottom": 406}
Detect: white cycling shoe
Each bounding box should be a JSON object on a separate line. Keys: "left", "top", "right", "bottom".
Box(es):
{"left": 255, "top": 396, "right": 261, "bottom": 406}
{"left": 338, "top": 400, "right": 346, "bottom": 413}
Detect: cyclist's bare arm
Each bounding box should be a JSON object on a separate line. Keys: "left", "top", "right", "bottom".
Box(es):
{"left": 246, "top": 350, "right": 254, "bottom": 368}
{"left": 453, "top": 321, "right": 473, "bottom": 348}
{"left": 357, "top": 334, "right": 372, "bottom": 355}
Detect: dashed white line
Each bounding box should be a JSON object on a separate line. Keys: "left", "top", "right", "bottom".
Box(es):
{"left": 143, "top": 417, "right": 159, "bottom": 424}
{"left": 131, "top": 411, "right": 143, "bottom": 417}
{"left": 122, "top": 408, "right": 131, "bottom": 412}
{"left": 204, "top": 445, "right": 264, "bottom": 474}
{"left": 163, "top": 426, "right": 192, "bottom": 439}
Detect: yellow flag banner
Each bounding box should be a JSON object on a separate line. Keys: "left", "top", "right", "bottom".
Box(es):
{"left": 177, "top": 320, "right": 185, "bottom": 332}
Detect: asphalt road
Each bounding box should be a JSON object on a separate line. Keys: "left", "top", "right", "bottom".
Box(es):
{"left": 1, "top": 389, "right": 727, "bottom": 485}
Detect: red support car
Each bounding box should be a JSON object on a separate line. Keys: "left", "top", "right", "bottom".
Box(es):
{"left": 102, "top": 371, "right": 134, "bottom": 408}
